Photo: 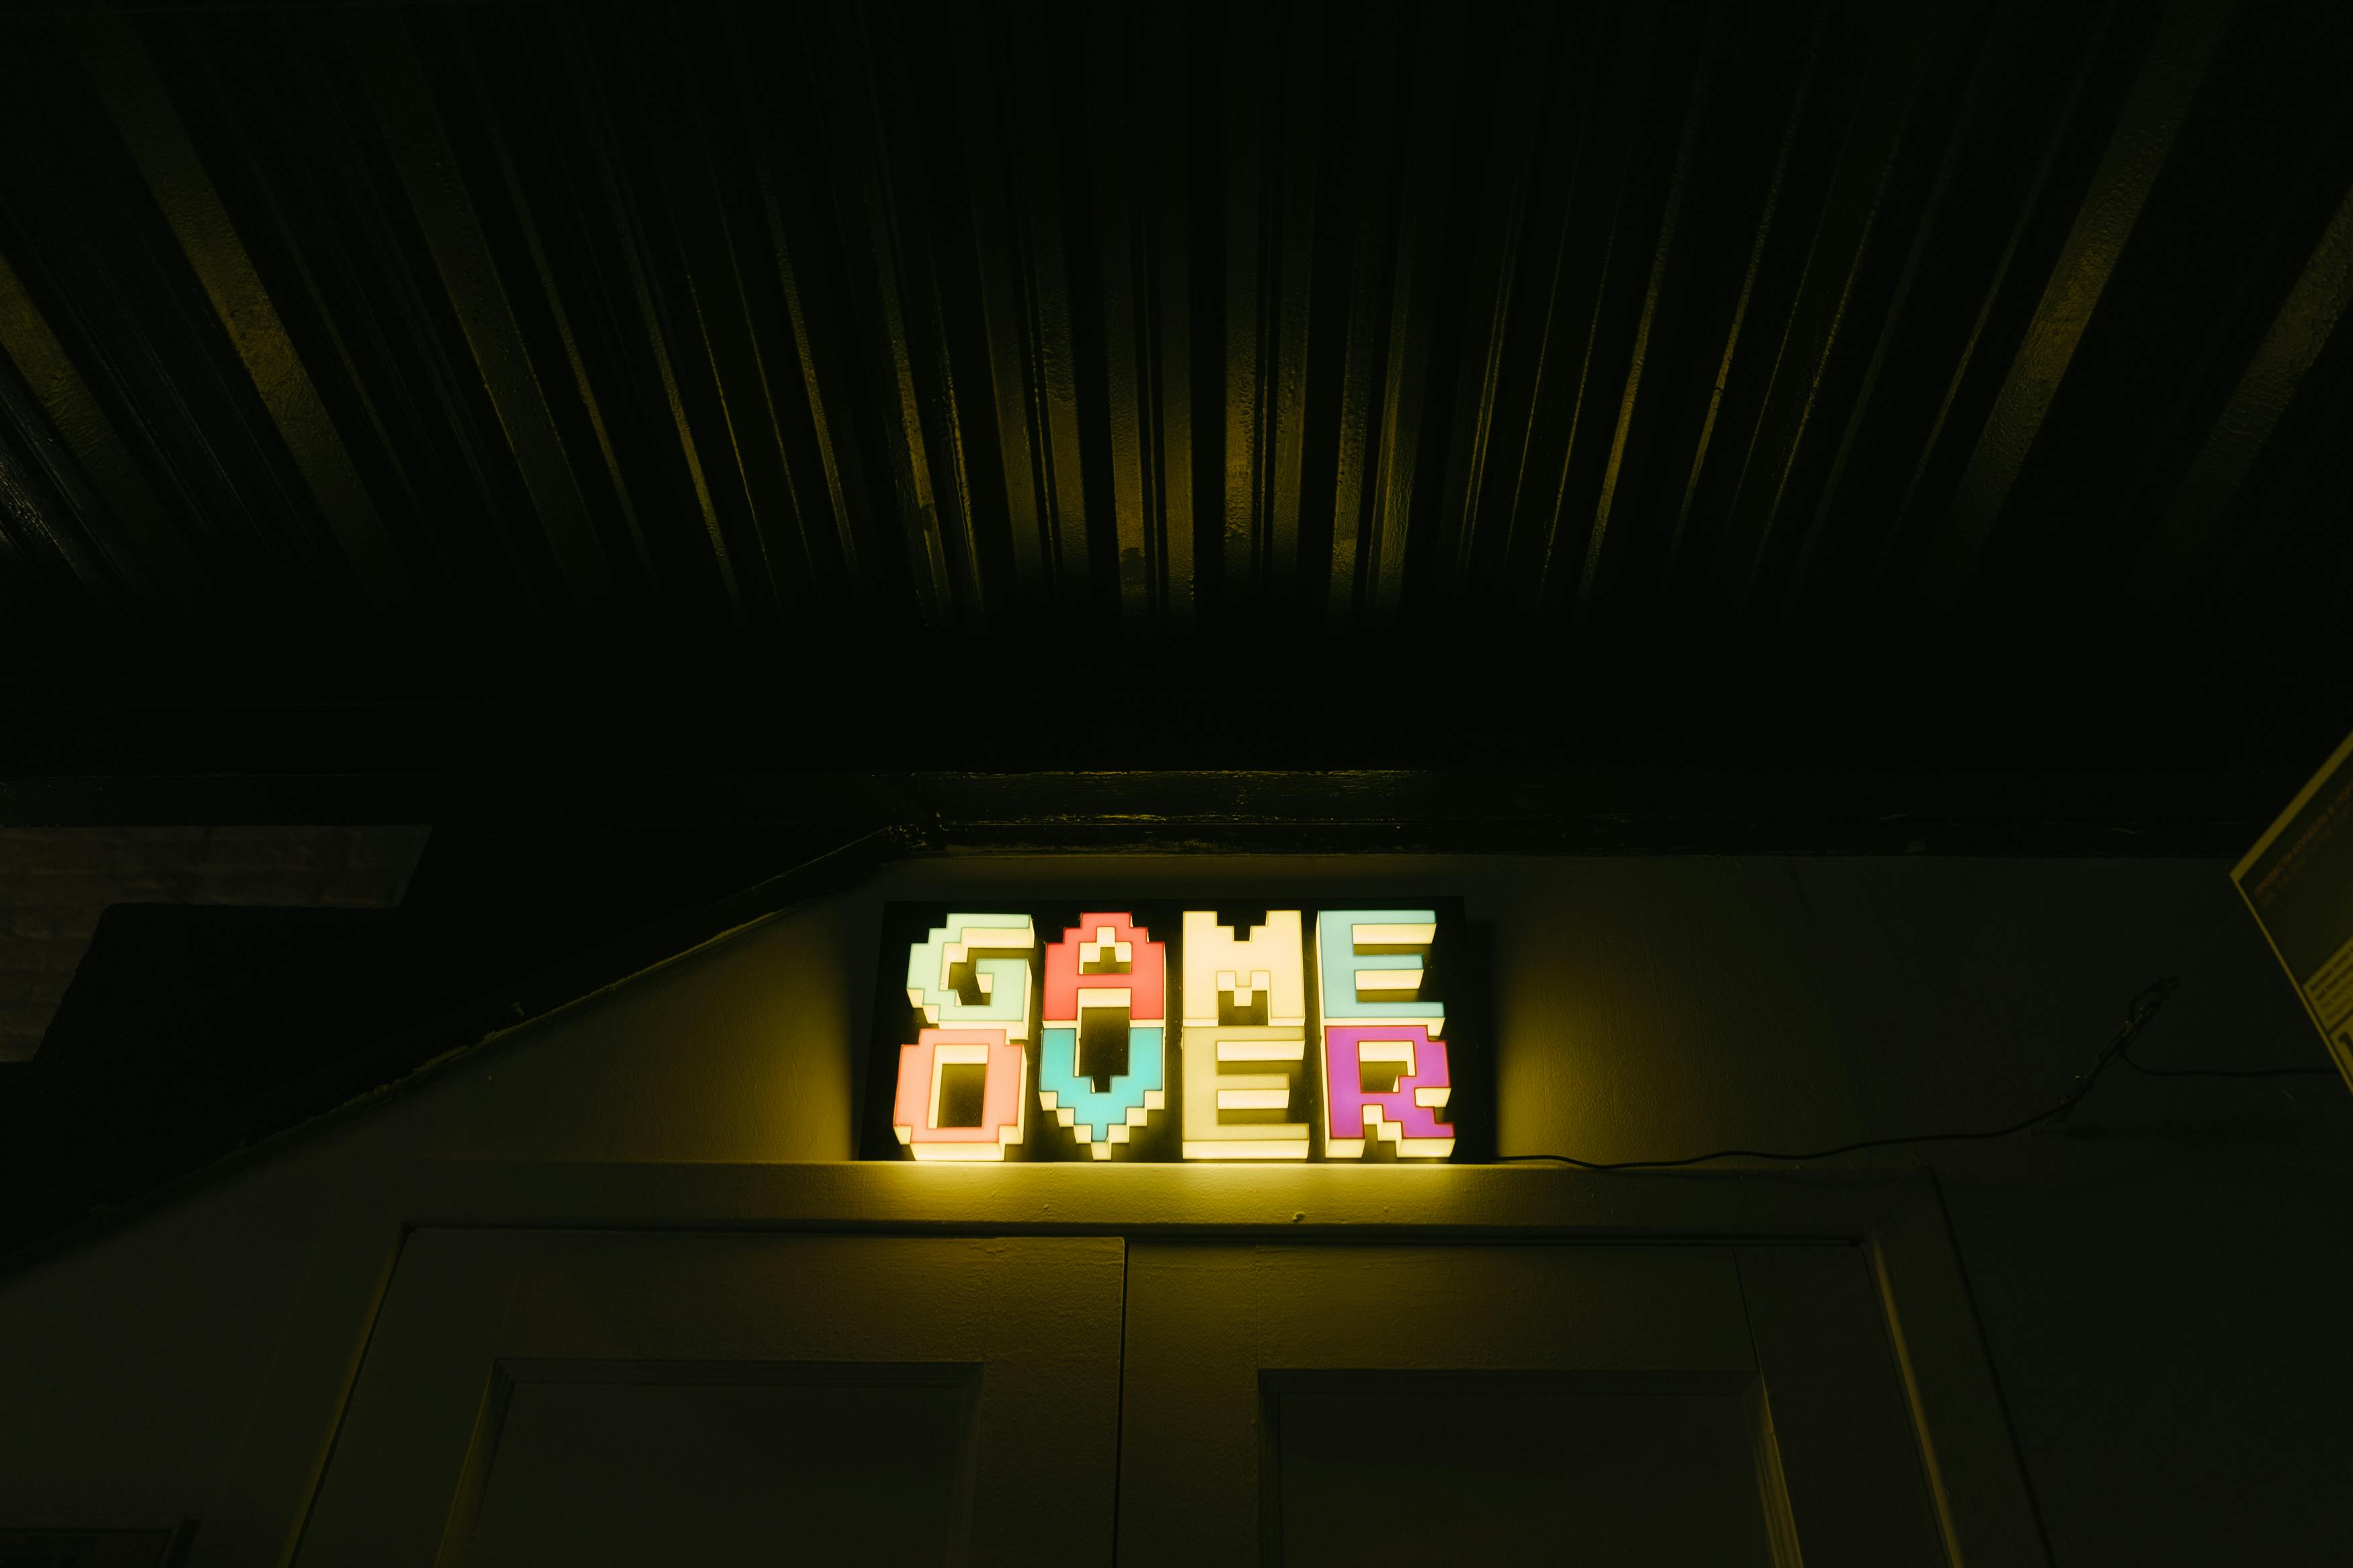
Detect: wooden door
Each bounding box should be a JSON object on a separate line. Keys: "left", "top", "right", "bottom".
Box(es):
{"left": 1117, "top": 1241, "right": 1946, "bottom": 1567}
{"left": 294, "top": 1231, "right": 1124, "bottom": 1568}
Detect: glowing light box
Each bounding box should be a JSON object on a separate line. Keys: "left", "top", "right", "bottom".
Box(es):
{"left": 861, "top": 901, "right": 1491, "bottom": 1163}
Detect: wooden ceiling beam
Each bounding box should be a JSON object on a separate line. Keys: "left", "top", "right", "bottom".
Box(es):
{"left": 1918, "top": 0, "right": 2231, "bottom": 606}
{"left": 65, "top": 7, "right": 412, "bottom": 613}
{"left": 2126, "top": 173, "right": 2353, "bottom": 608}
{"left": 0, "top": 763, "right": 2301, "bottom": 858}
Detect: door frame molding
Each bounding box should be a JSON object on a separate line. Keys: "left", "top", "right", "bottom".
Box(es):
{"left": 235, "top": 1159, "right": 2042, "bottom": 1568}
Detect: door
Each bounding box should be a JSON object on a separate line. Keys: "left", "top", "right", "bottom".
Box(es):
{"left": 1117, "top": 1241, "right": 1947, "bottom": 1567}
{"left": 294, "top": 1231, "right": 1124, "bottom": 1567}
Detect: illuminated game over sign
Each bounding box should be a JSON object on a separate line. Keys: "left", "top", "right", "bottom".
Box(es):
{"left": 859, "top": 901, "right": 1490, "bottom": 1163}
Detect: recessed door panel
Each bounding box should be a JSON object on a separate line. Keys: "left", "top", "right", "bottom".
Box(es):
{"left": 461, "top": 1362, "right": 975, "bottom": 1567}
{"left": 1269, "top": 1374, "right": 1780, "bottom": 1567}
{"left": 295, "top": 1233, "right": 1123, "bottom": 1568}
{"left": 1117, "top": 1242, "right": 1943, "bottom": 1567}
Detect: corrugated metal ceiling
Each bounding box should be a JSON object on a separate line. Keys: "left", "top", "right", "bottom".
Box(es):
{"left": 0, "top": 0, "right": 2349, "bottom": 766}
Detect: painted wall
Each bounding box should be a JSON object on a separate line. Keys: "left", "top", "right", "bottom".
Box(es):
{"left": 0, "top": 855, "right": 2346, "bottom": 1564}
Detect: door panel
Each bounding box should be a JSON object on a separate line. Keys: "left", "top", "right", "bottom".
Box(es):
{"left": 461, "top": 1362, "right": 975, "bottom": 1567}
{"left": 1117, "top": 1242, "right": 1943, "bottom": 1567}
{"left": 1268, "top": 1374, "right": 1779, "bottom": 1567}
{"left": 295, "top": 1232, "right": 1123, "bottom": 1568}
{"left": 1737, "top": 1244, "right": 1949, "bottom": 1562}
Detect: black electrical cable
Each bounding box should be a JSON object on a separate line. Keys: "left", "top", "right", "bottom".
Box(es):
{"left": 2116, "top": 1049, "right": 2336, "bottom": 1079}
{"left": 1496, "top": 976, "right": 2333, "bottom": 1173}
{"left": 2106, "top": 977, "right": 2337, "bottom": 1080}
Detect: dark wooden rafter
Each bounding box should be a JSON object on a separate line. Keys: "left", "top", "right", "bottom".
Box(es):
{"left": 1322, "top": 0, "right": 1406, "bottom": 627}
{"left": 953, "top": 3, "right": 1051, "bottom": 606}
{"left": 1218, "top": 0, "right": 1267, "bottom": 605}
{"left": 1261, "top": 0, "right": 1321, "bottom": 604}
{"left": 63, "top": 9, "right": 412, "bottom": 614}
{"left": 1918, "top": 0, "right": 2233, "bottom": 607}
{"left": 559, "top": 7, "right": 744, "bottom": 618}
{"left": 1569, "top": 1, "right": 1722, "bottom": 623}
{"left": 616, "top": 5, "right": 818, "bottom": 614}
{"left": 1523, "top": 5, "right": 1661, "bottom": 614}
{"left": 1482, "top": 3, "right": 1624, "bottom": 603}
{"left": 1145, "top": 3, "right": 1197, "bottom": 632}
{"left": 728, "top": 8, "right": 870, "bottom": 595}
{"left": 2126, "top": 175, "right": 2353, "bottom": 607}
{"left": 856, "top": 4, "right": 990, "bottom": 630}
{"left": 451, "top": 11, "right": 662, "bottom": 593}
{"left": 0, "top": 350, "right": 137, "bottom": 610}
{"left": 1776, "top": 0, "right": 2019, "bottom": 618}
{"left": 1000, "top": 0, "right": 1093, "bottom": 608}
{"left": 805, "top": 1, "right": 963, "bottom": 630}
{"left": 1661, "top": 5, "right": 1826, "bottom": 584}
{"left": 0, "top": 764, "right": 2300, "bottom": 860}
{"left": 1868, "top": 0, "right": 2118, "bottom": 591}
{"left": 1082, "top": 3, "right": 1172, "bottom": 628}
{"left": 1356, "top": 3, "right": 1459, "bottom": 627}
{"left": 268, "top": 5, "right": 561, "bottom": 614}
{"left": 562, "top": 0, "right": 875, "bottom": 618}
{"left": 0, "top": 249, "right": 198, "bottom": 606}
{"left": 172, "top": 13, "right": 463, "bottom": 587}
{"left": 1708, "top": 2, "right": 1938, "bottom": 614}
{"left": 1430, "top": 1, "right": 1554, "bottom": 595}
{"left": 1, "top": 17, "right": 373, "bottom": 610}
{"left": 339, "top": 7, "right": 614, "bottom": 614}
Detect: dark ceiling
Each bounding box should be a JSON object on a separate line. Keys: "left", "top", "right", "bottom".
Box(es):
{"left": 0, "top": 0, "right": 2348, "bottom": 796}
{"left": 5, "top": 0, "right": 2353, "bottom": 1268}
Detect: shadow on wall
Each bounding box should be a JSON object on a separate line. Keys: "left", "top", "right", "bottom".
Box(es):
{"left": 0, "top": 824, "right": 842, "bottom": 1264}
{"left": 0, "top": 825, "right": 430, "bottom": 1062}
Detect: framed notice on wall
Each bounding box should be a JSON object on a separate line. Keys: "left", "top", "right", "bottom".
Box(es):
{"left": 2235, "top": 728, "right": 2353, "bottom": 1094}
{"left": 857, "top": 900, "right": 1492, "bottom": 1163}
